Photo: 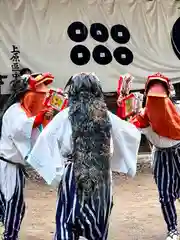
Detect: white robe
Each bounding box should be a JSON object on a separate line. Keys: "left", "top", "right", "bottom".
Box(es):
{"left": 27, "top": 108, "right": 141, "bottom": 188}
{"left": 0, "top": 103, "right": 40, "bottom": 201}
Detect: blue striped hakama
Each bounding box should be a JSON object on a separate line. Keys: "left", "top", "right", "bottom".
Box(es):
{"left": 54, "top": 162, "right": 113, "bottom": 240}
{"left": 0, "top": 167, "right": 25, "bottom": 240}
{"left": 153, "top": 143, "right": 180, "bottom": 232}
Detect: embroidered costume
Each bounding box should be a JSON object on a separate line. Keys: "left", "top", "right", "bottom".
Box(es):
{"left": 116, "top": 74, "right": 143, "bottom": 121}
{"left": 130, "top": 73, "right": 180, "bottom": 240}
{"left": 27, "top": 73, "right": 141, "bottom": 240}
{"left": 116, "top": 74, "right": 133, "bottom": 119}
{"left": 0, "top": 73, "right": 54, "bottom": 239}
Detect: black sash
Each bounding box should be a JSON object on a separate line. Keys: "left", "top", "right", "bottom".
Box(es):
{"left": 0, "top": 156, "right": 29, "bottom": 178}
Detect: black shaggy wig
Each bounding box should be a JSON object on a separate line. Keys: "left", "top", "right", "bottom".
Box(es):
{"left": 65, "top": 73, "right": 112, "bottom": 199}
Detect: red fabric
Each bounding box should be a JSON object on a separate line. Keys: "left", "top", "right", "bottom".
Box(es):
{"left": 116, "top": 105, "right": 123, "bottom": 119}
{"left": 130, "top": 74, "right": 180, "bottom": 140}
{"left": 146, "top": 96, "right": 180, "bottom": 140}
{"left": 20, "top": 90, "right": 51, "bottom": 127}
{"left": 21, "top": 91, "right": 46, "bottom": 117}
{"left": 33, "top": 111, "right": 45, "bottom": 128}
{"left": 130, "top": 111, "right": 149, "bottom": 128}
{"left": 131, "top": 96, "right": 180, "bottom": 140}
{"left": 117, "top": 77, "right": 123, "bottom": 95}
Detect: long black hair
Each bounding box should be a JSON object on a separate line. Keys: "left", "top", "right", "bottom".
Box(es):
{"left": 0, "top": 77, "right": 28, "bottom": 138}
{"left": 66, "top": 73, "right": 112, "bottom": 200}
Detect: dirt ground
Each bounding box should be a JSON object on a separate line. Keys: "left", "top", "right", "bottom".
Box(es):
{"left": 20, "top": 172, "right": 180, "bottom": 240}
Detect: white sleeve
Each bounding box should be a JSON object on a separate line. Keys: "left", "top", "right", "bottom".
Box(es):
{"left": 4, "top": 103, "right": 35, "bottom": 159}
{"left": 27, "top": 108, "right": 71, "bottom": 187}
{"left": 140, "top": 127, "right": 161, "bottom": 146}
{"left": 110, "top": 137, "right": 114, "bottom": 157}
{"left": 176, "top": 103, "right": 180, "bottom": 114}
{"left": 140, "top": 126, "right": 180, "bottom": 148}
{"left": 108, "top": 111, "right": 141, "bottom": 177}
{"left": 151, "top": 145, "right": 156, "bottom": 167}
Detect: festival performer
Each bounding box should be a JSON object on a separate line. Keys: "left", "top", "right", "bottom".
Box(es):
{"left": 0, "top": 72, "right": 54, "bottom": 239}
{"left": 27, "top": 72, "right": 141, "bottom": 240}
{"left": 130, "top": 73, "right": 180, "bottom": 240}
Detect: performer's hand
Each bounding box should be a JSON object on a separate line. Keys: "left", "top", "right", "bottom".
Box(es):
{"left": 44, "top": 108, "right": 54, "bottom": 120}
{"left": 139, "top": 108, "right": 146, "bottom": 116}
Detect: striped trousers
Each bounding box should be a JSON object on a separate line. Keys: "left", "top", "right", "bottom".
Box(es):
{"left": 0, "top": 167, "right": 25, "bottom": 240}
{"left": 54, "top": 162, "right": 112, "bottom": 240}
{"left": 153, "top": 143, "right": 180, "bottom": 232}
{"left": 0, "top": 192, "right": 4, "bottom": 224}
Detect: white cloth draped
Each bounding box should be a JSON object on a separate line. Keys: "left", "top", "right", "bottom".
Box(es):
{"left": 0, "top": 103, "right": 36, "bottom": 164}
{"left": 0, "top": 0, "right": 180, "bottom": 93}
{"left": 27, "top": 108, "right": 141, "bottom": 188}
{"left": 0, "top": 103, "right": 38, "bottom": 201}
